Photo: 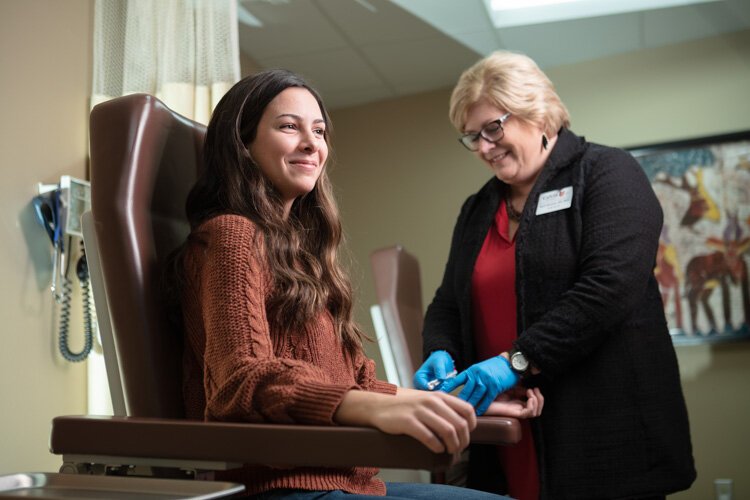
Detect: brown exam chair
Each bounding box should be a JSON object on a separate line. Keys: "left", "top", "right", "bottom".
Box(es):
{"left": 370, "top": 245, "right": 428, "bottom": 389}
{"left": 47, "top": 95, "right": 518, "bottom": 496}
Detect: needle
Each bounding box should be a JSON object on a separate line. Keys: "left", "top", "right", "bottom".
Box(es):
{"left": 426, "top": 370, "right": 457, "bottom": 390}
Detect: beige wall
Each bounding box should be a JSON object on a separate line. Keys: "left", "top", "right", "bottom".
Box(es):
{"left": 330, "top": 30, "right": 750, "bottom": 499}
{"left": 0, "top": 0, "right": 92, "bottom": 474}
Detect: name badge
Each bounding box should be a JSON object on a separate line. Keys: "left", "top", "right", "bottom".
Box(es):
{"left": 536, "top": 186, "right": 573, "bottom": 216}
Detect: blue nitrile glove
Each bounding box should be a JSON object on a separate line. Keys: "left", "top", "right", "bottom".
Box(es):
{"left": 440, "top": 356, "right": 518, "bottom": 416}
{"left": 413, "top": 350, "right": 455, "bottom": 391}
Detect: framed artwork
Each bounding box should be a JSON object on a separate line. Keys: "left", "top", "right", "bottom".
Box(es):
{"left": 629, "top": 131, "right": 750, "bottom": 345}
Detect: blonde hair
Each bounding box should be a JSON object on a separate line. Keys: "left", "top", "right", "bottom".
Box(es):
{"left": 449, "top": 50, "right": 570, "bottom": 136}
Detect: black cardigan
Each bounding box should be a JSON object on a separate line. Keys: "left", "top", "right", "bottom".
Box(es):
{"left": 422, "top": 129, "right": 696, "bottom": 499}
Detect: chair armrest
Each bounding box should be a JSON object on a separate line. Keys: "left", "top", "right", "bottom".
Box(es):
{"left": 50, "top": 416, "right": 452, "bottom": 471}
{"left": 473, "top": 416, "right": 521, "bottom": 445}
{"left": 50, "top": 416, "right": 520, "bottom": 472}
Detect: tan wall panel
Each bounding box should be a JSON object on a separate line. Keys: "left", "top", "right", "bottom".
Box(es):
{"left": 0, "top": 0, "right": 93, "bottom": 474}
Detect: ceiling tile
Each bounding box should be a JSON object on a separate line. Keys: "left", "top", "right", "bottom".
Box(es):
{"left": 361, "top": 37, "right": 478, "bottom": 93}
{"left": 237, "top": 0, "right": 347, "bottom": 59}
{"left": 237, "top": 0, "right": 750, "bottom": 110}
{"left": 449, "top": 30, "right": 500, "bottom": 55}
{"left": 316, "top": 0, "right": 442, "bottom": 45}
{"left": 258, "top": 47, "right": 388, "bottom": 92}
{"left": 390, "top": 0, "right": 493, "bottom": 36}
{"left": 498, "top": 13, "right": 643, "bottom": 68}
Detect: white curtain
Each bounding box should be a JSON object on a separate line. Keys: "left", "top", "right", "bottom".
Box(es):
{"left": 92, "top": 0, "right": 240, "bottom": 124}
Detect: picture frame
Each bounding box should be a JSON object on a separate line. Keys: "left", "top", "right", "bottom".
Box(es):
{"left": 629, "top": 131, "right": 750, "bottom": 345}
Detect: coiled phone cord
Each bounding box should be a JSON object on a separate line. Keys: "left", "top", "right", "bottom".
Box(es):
{"left": 58, "top": 239, "right": 93, "bottom": 362}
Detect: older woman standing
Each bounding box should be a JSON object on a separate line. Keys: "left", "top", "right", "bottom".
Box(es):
{"left": 413, "top": 51, "right": 696, "bottom": 499}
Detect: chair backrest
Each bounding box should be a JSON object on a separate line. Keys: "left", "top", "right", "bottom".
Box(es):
{"left": 88, "top": 94, "right": 205, "bottom": 418}
{"left": 370, "top": 246, "right": 424, "bottom": 388}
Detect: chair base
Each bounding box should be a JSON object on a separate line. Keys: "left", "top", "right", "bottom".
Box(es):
{"left": 0, "top": 472, "right": 244, "bottom": 499}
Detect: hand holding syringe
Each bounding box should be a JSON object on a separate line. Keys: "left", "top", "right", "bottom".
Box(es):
{"left": 426, "top": 369, "right": 457, "bottom": 391}
{"left": 413, "top": 351, "right": 457, "bottom": 391}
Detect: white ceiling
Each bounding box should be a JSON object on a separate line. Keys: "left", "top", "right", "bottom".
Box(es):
{"left": 237, "top": 0, "right": 750, "bottom": 109}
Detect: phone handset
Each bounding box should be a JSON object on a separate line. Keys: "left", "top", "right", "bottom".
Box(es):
{"left": 33, "top": 176, "right": 94, "bottom": 362}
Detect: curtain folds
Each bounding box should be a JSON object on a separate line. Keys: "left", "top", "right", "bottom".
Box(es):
{"left": 92, "top": 0, "right": 240, "bottom": 124}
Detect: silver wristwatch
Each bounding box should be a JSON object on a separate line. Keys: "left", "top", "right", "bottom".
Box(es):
{"left": 509, "top": 349, "right": 529, "bottom": 375}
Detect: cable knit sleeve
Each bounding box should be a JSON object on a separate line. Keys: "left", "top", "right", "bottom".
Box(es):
{"left": 185, "top": 215, "right": 355, "bottom": 425}
{"left": 353, "top": 349, "right": 397, "bottom": 394}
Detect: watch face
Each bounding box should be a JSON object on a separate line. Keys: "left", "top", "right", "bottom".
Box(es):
{"left": 511, "top": 352, "right": 529, "bottom": 372}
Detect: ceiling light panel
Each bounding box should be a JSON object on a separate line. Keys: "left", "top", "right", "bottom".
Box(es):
{"left": 486, "top": 0, "right": 724, "bottom": 28}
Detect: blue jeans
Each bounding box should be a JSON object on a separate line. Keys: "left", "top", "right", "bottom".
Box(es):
{"left": 242, "top": 482, "right": 509, "bottom": 499}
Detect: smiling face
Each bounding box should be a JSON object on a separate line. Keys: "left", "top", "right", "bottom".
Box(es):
{"left": 463, "top": 99, "right": 548, "bottom": 193}
{"left": 249, "top": 87, "right": 328, "bottom": 216}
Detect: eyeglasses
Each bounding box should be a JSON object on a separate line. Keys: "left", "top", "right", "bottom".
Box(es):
{"left": 458, "top": 112, "right": 511, "bottom": 151}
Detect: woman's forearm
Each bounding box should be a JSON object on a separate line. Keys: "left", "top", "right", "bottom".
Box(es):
{"left": 333, "top": 388, "right": 477, "bottom": 454}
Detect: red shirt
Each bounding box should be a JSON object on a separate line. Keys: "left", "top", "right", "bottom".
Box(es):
{"left": 471, "top": 201, "right": 539, "bottom": 500}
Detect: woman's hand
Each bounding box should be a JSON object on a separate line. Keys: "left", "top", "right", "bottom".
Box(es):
{"left": 484, "top": 387, "right": 544, "bottom": 419}
{"left": 334, "top": 387, "right": 476, "bottom": 454}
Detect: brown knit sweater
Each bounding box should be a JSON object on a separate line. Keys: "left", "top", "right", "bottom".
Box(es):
{"left": 180, "top": 214, "right": 397, "bottom": 496}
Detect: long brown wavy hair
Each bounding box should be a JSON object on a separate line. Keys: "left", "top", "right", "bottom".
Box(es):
{"left": 183, "top": 69, "right": 365, "bottom": 354}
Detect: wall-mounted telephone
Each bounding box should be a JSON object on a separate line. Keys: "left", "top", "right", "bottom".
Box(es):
{"left": 32, "top": 175, "right": 94, "bottom": 362}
